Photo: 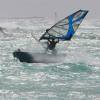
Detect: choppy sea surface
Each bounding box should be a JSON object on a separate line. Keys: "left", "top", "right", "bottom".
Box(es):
{"left": 0, "top": 18, "right": 100, "bottom": 100}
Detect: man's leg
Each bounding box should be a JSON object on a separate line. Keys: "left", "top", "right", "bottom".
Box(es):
{"left": 52, "top": 49, "right": 57, "bottom": 55}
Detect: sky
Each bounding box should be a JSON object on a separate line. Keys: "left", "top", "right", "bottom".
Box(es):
{"left": 0, "top": 0, "right": 99, "bottom": 19}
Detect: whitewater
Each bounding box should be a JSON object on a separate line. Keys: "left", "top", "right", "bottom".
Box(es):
{"left": 0, "top": 18, "right": 100, "bottom": 100}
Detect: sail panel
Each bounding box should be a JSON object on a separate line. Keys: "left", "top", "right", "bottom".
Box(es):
{"left": 40, "top": 10, "right": 88, "bottom": 41}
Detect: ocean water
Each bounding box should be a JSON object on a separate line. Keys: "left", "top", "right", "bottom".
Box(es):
{"left": 0, "top": 18, "right": 100, "bottom": 100}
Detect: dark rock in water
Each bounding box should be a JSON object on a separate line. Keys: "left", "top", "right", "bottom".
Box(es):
{"left": 13, "top": 49, "right": 65, "bottom": 63}
{"left": 13, "top": 49, "right": 34, "bottom": 63}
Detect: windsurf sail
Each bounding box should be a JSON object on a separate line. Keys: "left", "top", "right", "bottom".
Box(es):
{"left": 39, "top": 10, "right": 88, "bottom": 41}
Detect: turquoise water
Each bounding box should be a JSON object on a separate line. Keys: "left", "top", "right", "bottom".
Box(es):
{"left": 0, "top": 18, "right": 100, "bottom": 100}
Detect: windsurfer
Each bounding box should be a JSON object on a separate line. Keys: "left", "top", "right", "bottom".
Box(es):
{"left": 45, "top": 38, "right": 59, "bottom": 54}
{"left": 43, "top": 28, "right": 59, "bottom": 51}
{"left": 47, "top": 38, "right": 59, "bottom": 50}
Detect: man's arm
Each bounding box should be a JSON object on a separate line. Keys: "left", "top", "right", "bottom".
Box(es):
{"left": 56, "top": 39, "right": 59, "bottom": 43}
